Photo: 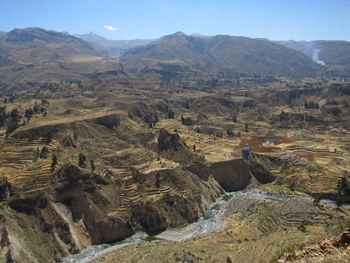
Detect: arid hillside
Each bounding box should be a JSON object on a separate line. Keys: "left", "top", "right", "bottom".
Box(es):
{"left": 0, "top": 28, "right": 349, "bottom": 263}
{"left": 120, "top": 32, "right": 322, "bottom": 78}
{"left": 0, "top": 28, "right": 127, "bottom": 92}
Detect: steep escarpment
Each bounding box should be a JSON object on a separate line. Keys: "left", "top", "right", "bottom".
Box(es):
{"left": 156, "top": 128, "right": 204, "bottom": 164}
{"left": 245, "top": 152, "right": 276, "bottom": 184}
{"left": 208, "top": 156, "right": 276, "bottom": 192}
{"left": 0, "top": 113, "right": 224, "bottom": 262}
{"left": 0, "top": 161, "right": 223, "bottom": 262}
{"left": 210, "top": 159, "right": 252, "bottom": 191}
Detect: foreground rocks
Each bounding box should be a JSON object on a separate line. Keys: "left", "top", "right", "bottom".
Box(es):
{"left": 278, "top": 232, "right": 350, "bottom": 263}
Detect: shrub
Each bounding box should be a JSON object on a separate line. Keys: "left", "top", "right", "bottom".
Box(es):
{"left": 78, "top": 154, "right": 87, "bottom": 168}
{"left": 6, "top": 122, "right": 19, "bottom": 135}
{"left": 89, "top": 160, "right": 95, "bottom": 172}
{"left": 51, "top": 154, "right": 58, "bottom": 168}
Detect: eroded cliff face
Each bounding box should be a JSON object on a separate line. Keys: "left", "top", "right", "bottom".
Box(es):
{"left": 208, "top": 156, "right": 276, "bottom": 192}
{"left": 0, "top": 161, "right": 223, "bottom": 262}
{"left": 210, "top": 159, "right": 252, "bottom": 191}
{"left": 0, "top": 113, "right": 277, "bottom": 263}
{"left": 156, "top": 128, "right": 204, "bottom": 164}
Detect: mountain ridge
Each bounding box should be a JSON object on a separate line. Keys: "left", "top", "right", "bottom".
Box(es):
{"left": 0, "top": 27, "right": 127, "bottom": 91}
{"left": 278, "top": 39, "right": 350, "bottom": 77}
{"left": 75, "top": 32, "right": 154, "bottom": 58}
{"left": 121, "top": 32, "right": 322, "bottom": 78}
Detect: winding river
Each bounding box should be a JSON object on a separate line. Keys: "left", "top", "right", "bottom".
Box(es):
{"left": 63, "top": 189, "right": 340, "bottom": 263}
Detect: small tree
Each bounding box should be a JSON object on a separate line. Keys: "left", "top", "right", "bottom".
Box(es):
{"left": 226, "top": 129, "right": 234, "bottom": 136}
{"left": 0, "top": 106, "right": 6, "bottom": 127}
{"left": 40, "top": 146, "right": 49, "bottom": 159}
{"left": 279, "top": 111, "right": 288, "bottom": 122}
{"left": 51, "top": 154, "right": 58, "bottom": 169}
{"left": 33, "top": 147, "right": 40, "bottom": 160}
{"left": 89, "top": 159, "right": 95, "bottom": 172}
{"left": 304, "top": 100, "right": 308, "bottom": 109}
{"left": 167, "top": 109, "right": 175, "bottom": 119}
{"left": 25, "top": 108, "right": 33, "bottom": 122}
{"left": 73, "top": 131, "right": 78, "bottom": 141}
{"left": 298, "top": 219, "right": 308, "bottom": 232}
{"left": 152, "top": 113, "right": 159, "bottom": 127}
{"left": 10, "top": 108, "right": 20, "bottom": 123}
{"left": 232, "top": 115, "right": 237, "bottom": 123}
{"left": 181, "top": 116, "right": 185, "bottom": 124}
{"left": 78, "top": 154, "right": 87, "bottom": 168}
{"left": 336, "top": 176, "right": 349, "bottom": 206}
{"left": 6, "top": 122, "right": 19, "bottom": 136}
{"left": 33, "top": 102, "right": 41, "bottom": 113}
{"left": 155, "top": 173, "right": 161, "bottom": 188}
{"left": 46, "top": 130, "right": 53, "bottom": 142}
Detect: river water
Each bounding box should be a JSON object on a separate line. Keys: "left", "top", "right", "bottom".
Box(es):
{"left": 63, "top": 189, "right": 340, "bottom": 263}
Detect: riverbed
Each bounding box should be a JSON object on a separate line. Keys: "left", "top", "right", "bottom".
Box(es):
{"left": 63, "top": 189, "right": 341, "bottom": 263}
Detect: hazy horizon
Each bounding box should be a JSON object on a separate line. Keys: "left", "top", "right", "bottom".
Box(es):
{"left": 1, "top": 0, "right": 349, "bottom": 41}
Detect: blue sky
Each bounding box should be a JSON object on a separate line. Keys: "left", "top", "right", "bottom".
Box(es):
{"left": 0, "top": 0, "right": 349, "bottom": 40}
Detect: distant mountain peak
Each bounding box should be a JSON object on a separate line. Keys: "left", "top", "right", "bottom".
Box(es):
{"left": 76, "top": 32, "right": 108, "bottom": 42}
{"left": 173, "top": 31, "right": 186, "bottom": 36}
{"left": 162, "top": 31, "right": 187, "bottom": 39}
{"left": 6, "top": 27, "right": 82, "bottom": 44}
{"left": 190, "top": 33, "right": 212, "bottom": 39}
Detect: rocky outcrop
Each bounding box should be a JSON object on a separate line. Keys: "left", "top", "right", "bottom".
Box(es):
{"left": 156, "top": 128, "right": 204, "bottom": 164}
{"left": 186, "top": 162, "right": 211, "bottom": 181}
{"left": 94, "top": 114, "right": 123, "bottom": 129}
{"left": 245, "top": 153, "right": 276, "bottom": 184}
{"left": 0, "top": 215, "right": 38, "bottom": 263}
{"left": 61, "top": 135, "right": 76, "bottom": 148}
{"left": 157, "top": 128, "right": 187, "bottom": 152}
{"left": 0, "top": 177, "right": 11, "bottom": 201}
{"left": 0, "top": 162, "right": 223, "bottom": 262}
{"left": 208, "top": 154, "right": 277, "bottom": 192}
{"left": 278, "top": 232, "right": 350, "bottom": 263}
{"left": 128, "top": 167, "right": 224, "bottom": 234}
{"left": 210, "top": 159, "right": 252, "bottom": 191}
{"left": 54, "top": 164, "right": 134, "bottom": 244}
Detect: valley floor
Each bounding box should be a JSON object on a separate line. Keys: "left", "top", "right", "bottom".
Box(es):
{"left": 0, "top": 77, "right": 349, "bottom": 262}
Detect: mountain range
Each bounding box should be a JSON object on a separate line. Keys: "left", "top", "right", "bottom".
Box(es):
{"left": 120, "top": 32, "right": 321, "bottom": 78}
{"left": 75, "top": 32, "right": 153, "bottom": 58}
{"left": 1, "top": 27, "right": 350, "bottom": 91}
{"left": 0, "top": 28, "right": 127, "bottom": 91}
{"left": 278, "top": 40, "right": 350, "bottom": 78}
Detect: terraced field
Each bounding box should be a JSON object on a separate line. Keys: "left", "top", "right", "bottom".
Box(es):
{"left": 89, "top": 189, "right": 350, "bottom": 263}
{"left": 0, "top": 137, "right": 60, "bottom": 193}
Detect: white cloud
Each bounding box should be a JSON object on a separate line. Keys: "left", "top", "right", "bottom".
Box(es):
{"left": 104, "top": 25, "right": 119, "bottom": 31}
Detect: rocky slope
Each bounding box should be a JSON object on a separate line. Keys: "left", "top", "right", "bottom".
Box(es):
{"left": 0, "top": 111, "right": 225, "bottom": 262}
{"left": 0, "top": 28, "right": 127, "bottom": 92}
{"left": 278, "top": 231, "right": 350, "bottom": 263}
{"left": 121, "top": 32, "right": 322, "bottom": 78}
{"left": 278, "top": 40, "right": 350, "bottom": 78}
